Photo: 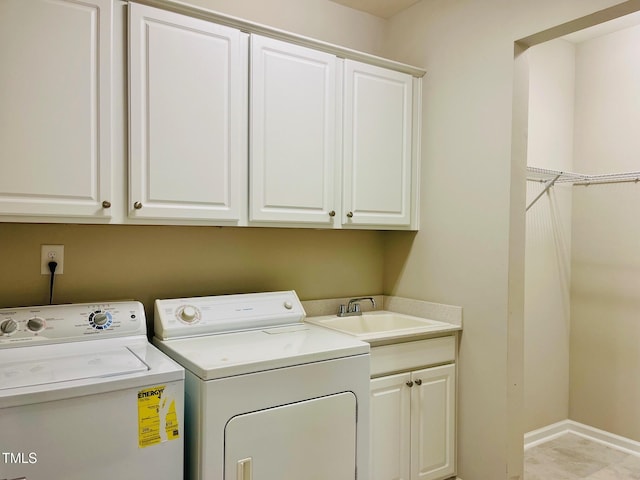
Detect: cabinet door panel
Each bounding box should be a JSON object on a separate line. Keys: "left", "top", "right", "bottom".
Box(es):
{"left": 129, "top": 4, "right": 246, "bottom": 221}
{"left": 0, "top": 0, "right": 112, "bottom": 219}
{"left": 250, "top": 35, "right": 337, "bottom": 224}
{"left": 370, "top": 373, "right": 411, "bottom": 480}
{"left": 343, "top": 60, "right": 412, "bottom": 227}
{"left": 411, "top": 364, "right": 456, "bottom": 480}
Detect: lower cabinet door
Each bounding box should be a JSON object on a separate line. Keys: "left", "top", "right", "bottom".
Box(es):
{"left": 225, "top": 392, "right": 356, "bottom": 480}
{"left": 411, "top": 364, "right": 456, "bottom": 480}
{"left": 370, "top": 372, "right": 412, "bottom": 480}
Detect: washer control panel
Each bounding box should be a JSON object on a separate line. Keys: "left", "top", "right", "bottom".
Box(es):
{"left": 0, "top": 301, "right": 146, "bottom": 346}
{"left": 154, "top": 290, "right": 305, "bottom": 340}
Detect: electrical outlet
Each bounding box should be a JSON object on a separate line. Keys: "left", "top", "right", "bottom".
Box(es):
{"left": 41, "top": 245, "right": 64, "bottom": 275}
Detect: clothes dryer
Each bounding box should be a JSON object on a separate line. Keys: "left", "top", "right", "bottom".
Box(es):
{"left": 153, "top": 290, "right": 370, "bottom": 480}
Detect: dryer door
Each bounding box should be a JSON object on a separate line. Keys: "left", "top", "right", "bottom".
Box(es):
{"left": 225, "top": 391, "right": 357, "bottom": 480}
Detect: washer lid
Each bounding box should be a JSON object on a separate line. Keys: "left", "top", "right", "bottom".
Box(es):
{"left": 153, "top": 323, "right": 369, "bottom": 380}
{"left": 0, "top": 345, "right": 148, "bottom": 391}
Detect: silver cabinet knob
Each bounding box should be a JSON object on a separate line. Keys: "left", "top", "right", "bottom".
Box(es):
{"left": 346, "top": 211, "right": 353, "bottom": 218}
{"left": 329, "top": 210, "right": 336, "bottom": 217}
{"left": 134, "top": 202, "right": 143, "bottom": 210}
{"left": 102, "top": 200, "right": 111, "bottom": 208}
{"left": 406, "top": 381, "right": 414, "bottom": 387}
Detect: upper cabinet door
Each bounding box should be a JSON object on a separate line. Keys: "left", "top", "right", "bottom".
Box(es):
{"left": 343, "top": 60, "right": 414, "bottom": 228}
{"left": 129, "top": 4, "right": 247, "bottom": 222}
{"left": 0, "top": 0, "right": 113, "bottom": 219}
{"left": 250, "top": 35, "right": 338, "bottom": 225}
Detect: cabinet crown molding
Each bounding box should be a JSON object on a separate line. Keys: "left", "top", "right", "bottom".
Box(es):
{"left": 130, "top": 0, "right": 426, "bottom": 77}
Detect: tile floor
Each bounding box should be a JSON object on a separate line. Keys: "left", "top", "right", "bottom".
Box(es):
{"left": 525, "top": 433, "right": 640, "bottom": 479}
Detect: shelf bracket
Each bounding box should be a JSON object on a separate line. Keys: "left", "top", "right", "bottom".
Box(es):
{"left": 526, "top": 173, "right": 561, "bottom": 211}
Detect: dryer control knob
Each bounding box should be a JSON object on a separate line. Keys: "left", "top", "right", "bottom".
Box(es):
{"left": 284, "top": 301, "right": 293, "bottom": 310}
{"left": 179, "top": 306, "right": 198, "bottom": 323}
{"left": 27, "top": 317, "right": 45, "bottom": 332}
{"left": 1, "top": 319, "right": 17, "bottom": 334}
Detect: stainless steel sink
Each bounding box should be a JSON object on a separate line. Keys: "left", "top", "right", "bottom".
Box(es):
{"left": 306, "top": 310, "right": 453, "bottom": 341}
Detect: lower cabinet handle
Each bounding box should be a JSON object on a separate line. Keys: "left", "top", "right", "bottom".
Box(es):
{"left": 415, "top": 379, "right": 422, "bottom": 386}
{"left": 133, "top": 201, "right": 143, "bottom": 210}
{"left": 237, "top": 457, "right": 252, "bottom": 480}
{"left": 406, "top": 381, "right": 414, "bottom": 387}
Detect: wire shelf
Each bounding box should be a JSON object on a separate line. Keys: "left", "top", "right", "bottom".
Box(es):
{"left": 527, "top": 166, "right": 640, "bottom": 185}
{"left": 526, "top": 166, "right": 640, "bottom": 211}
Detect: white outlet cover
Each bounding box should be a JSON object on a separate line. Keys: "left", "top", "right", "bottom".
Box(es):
{"left": 41, "top": 244, "right": 64, "bottom": 274}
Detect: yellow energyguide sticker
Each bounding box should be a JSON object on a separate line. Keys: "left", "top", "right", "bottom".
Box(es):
{"left": 138, "top": 385, "right": 180, "bottom": 448}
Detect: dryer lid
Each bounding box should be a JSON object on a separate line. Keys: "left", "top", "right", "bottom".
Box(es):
{"left": 153, "top": 322, "right": 369, "bottom": 380}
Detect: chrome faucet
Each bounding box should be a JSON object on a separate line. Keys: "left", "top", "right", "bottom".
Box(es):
{"left": 338, "top": 297, "right": 376, "bottom": 317}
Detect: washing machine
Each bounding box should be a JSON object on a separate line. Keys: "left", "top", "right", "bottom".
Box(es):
{"left": 153, "top": 290, "right": 370, "bottom": 480}
{"left": 0, "top": 301, "right": 184, "bottom": 480}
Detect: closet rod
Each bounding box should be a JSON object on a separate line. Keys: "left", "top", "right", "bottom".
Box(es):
{"left": 573, "top": 173, "right": 640, "bottom": 186}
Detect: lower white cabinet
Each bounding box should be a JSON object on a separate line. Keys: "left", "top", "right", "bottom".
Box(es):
{"left": 370, "top": 340, "right": 456, "bottom": 480}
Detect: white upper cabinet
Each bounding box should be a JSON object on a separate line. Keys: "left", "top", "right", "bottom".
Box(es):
{"left": 250, "top": 35, "right": 338, "bottom": 225}
{"left": 343, "top": 60, "right": 416, "bottom": 228}
{"left": 129, "top": 4, "right": 247, "bottom": 222}
{"left": 0, "top": 0, "right": 113, "bottom": 219}
{"left": 1, "top": 1, "right": 422, "bottom": 228}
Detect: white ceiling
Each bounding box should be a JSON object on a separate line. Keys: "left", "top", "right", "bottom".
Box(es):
{"left": 329, "top": 0, "right": 420, "bottom": 19}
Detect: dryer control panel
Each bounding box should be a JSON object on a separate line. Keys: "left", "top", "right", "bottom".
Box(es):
{"left": 0, "top": 301, "right": 146, "bottom": 346}
{"left": 154, "top": 290, "right": 306, "bottom": 340}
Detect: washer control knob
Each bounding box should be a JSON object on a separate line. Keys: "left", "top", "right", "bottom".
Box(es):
{"left": 179, "top": 306, "right": 198, "bottom": 323}
{"left": 284, "top": 301, "right": 293, "bottom": 310}
{"left": 89, "top": 310, "right": 112, "bottom": 330}
{"left": 27, "top": 317, "right": 45, "bottom": 332}
{"left": 1, "top": 319, "right": 17, "bottom": 334}
{"left": 93, "top": 312, "right": 109, "bottom": 326}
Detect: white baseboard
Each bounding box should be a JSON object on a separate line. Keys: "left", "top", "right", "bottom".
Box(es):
{"left": 525, "top": 420, "right": 640, "bottom": 457}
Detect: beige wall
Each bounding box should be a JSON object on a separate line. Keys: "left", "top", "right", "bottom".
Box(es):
{"left": 524, "top": 39, "right": 575, "bottom": 433}
{"left": 188, "top": 0, "right": 387, "bottom": 55}
{"left": 523, "top": 19, "right": 640, "bottom": 441}
{"left": 381, "top": 1, "right": 635, "bottom": 479}
{"left": 570, "top": 24, "right": 640, "bottom": 440}
{"left": 0, "top": 223, "right": 385, "bottom": 327}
